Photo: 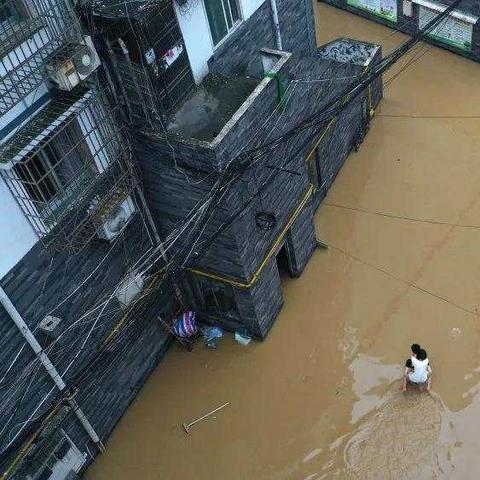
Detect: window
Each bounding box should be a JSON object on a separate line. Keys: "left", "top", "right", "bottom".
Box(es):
{"left": 0, "top": 0, "right": 39, "bottom": 69}
{"left": 35, "top": 466, "right": 53, "bottom": 480}
{"left": 13, "top": 120, "right": 95, "bottom": 218}
{"left": 53, "top": 438, "right": 71, "bottom": 460}
{"left": 28, "top": 432, "right": 85, "bottom": 480}
{"left": 16, "top": 147, "right": 64, "bottom": 205}
{"left": 204, "top": 0, "right": 240, "bottom": 46}
{"left": 0, "top": 0, "right": 29, "bottom": 28}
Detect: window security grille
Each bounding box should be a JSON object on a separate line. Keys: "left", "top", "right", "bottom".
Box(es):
{"left": 0, "top": 0, "right": 83, "bottom": 116}
{"left": 100, "top": 0, "right": 196, "bottom": 127}
{"left": 0, "top": 84, "right": 137, "bottom": 252}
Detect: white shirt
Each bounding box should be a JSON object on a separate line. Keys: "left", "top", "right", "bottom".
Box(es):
{"left": 408, "top": 356, "right": 429, "bottom": 383}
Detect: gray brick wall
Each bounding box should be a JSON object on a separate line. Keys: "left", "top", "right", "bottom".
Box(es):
{"left": 135, "top": 139, "right": 249, "bottom": 279}
{"left": 10, "top": 302, "right": 173, "bottom": 479}
{"left": 248, "top": 258, "right": 284, "bottom": 338}
{"left": 1, "top": 215, "right": 176, "bottom": 476}
{"left": 75, "top": 310, "right": 173, "bottom": 442}
{"left": 208, "top": 0, "right": 316, "bottom": 77}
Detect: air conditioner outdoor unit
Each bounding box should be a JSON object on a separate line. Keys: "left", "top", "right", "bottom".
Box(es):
{"left": 47, "top": 36, "right": 101, "bottom": 91}
{"left": 95, "top": 196, "right": 136, "bottom": 241}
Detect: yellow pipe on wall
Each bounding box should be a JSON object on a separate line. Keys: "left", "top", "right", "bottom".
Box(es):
{"left": 306, "top": 117, "right": 336, "bottom": 162}
{"left": 189, "top": 185, "right": 314, "bottom": 289}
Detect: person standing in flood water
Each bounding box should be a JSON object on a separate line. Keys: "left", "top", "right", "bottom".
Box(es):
{"left": 403, "top": 346, "right": 432, "bottom": 392}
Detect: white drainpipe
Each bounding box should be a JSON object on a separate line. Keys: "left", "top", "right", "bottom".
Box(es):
{"left": 270, "top": 0, "right": 283, "bottom": 50}
{"left": 0, "top": 287, "right": 104, "bottom": 451}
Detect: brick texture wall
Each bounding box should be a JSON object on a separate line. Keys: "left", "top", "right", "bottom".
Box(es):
{"left": 1, "top": 217, "right": 176, "bottom": 476}
{"left": 208, "top": 0, "right": 317, "bottom": 77}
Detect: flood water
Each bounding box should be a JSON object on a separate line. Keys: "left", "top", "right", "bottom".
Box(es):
{"left": 86, "top": 4, "right": 480, "bottom": 479}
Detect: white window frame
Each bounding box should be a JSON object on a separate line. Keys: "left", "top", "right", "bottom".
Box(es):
{"left": 412, "top": 0, "right": 478, "bottom": 24}
{"left": 202, "top": 0, "right": 243, "bottom": 50}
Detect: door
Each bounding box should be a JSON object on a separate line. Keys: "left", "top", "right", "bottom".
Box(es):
{"left": 276, "top": 237, "right": 296, "bottom": 279}
{"left": 308, "top": 146, "right": 326, "bottom": 202}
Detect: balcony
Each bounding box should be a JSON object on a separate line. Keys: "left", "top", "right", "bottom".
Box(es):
{"left": 0, "top": 84, "right": 135, "bottom": 251}
{"left": 0, "top": 0, "right": 83, "bottom": 116}
{"left": 148, "top": 49, "right": 291, "bottom": 172}
{"left": 156, "top": 43, "right": 384, "bottom": 173}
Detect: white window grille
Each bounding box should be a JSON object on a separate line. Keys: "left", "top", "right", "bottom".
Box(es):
{"left": 12, "top": 119, "right": 96, "bottom": 221}
{"left": 0, "top": 0, "right": 83, "bottom": 115}
{"left": 0, "top": 0, "right": 31, "bottom": 38}
{"left": 28, "top": 431, "right": 85, "bottom": 480}
{"left": 0, "top": 85, "right": 136, "bottom": 251}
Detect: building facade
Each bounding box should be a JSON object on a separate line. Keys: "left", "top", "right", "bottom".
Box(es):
{"left": 322, "top": 0, "right": 480, "bottom": 62}
{"left": 0, "top": 1, "right": 175, "bottom": 478}
{"left": 0, "top": 0, "right": 382, "bottom": 478}
{"left": 87, "top": 0, "right": 383, "bottom": 339}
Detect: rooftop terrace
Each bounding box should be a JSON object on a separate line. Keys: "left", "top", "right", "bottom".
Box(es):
{"left": 166, "top": 74, "right": 260, "bottom": 142}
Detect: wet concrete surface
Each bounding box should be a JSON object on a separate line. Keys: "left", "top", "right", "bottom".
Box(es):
{"left": 86, "top": 4, "right": 480, "bottom": 479}
{"left": 167, "top": 75, "right": 259, "bottom": 141}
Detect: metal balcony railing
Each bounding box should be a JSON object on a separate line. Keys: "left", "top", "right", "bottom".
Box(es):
{"left": 46, "top": 162, "right": 139, "bottom": 252}
{"left": 0, "top": 83, "right": 137, "bottom": 252}
{"left": 0, "top": 0, "right": 83, "bottom": 116}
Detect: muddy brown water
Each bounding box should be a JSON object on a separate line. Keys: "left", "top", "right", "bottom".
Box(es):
{"left": 86, "top": 4, "right": 480, "bottom": 480}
